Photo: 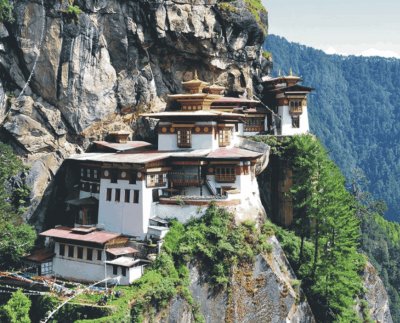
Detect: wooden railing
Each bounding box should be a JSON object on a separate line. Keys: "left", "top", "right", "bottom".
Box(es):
{"left": 215, "top": 174, "right": 236, "bottom": 183}
{"left": 169, "top": 172, "right": 201, "bottom": 187}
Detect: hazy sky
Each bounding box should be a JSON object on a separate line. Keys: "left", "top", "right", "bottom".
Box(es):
{"left": 262, "top": 0, "right": 400, "bottom": 58}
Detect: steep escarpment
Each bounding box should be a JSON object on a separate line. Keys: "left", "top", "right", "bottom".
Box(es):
{"left": 0, "top": 0, "right": 270, "bottom": 224}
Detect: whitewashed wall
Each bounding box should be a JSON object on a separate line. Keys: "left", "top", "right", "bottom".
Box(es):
{"left": 278, "top": 105, "right": 309, "bottom": 135}
{"left": 98, "top": 179, "right": 162, "bottom": 239}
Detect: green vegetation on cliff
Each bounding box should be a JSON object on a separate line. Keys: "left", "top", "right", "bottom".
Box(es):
{"left": 255, "top": 135, "right": 365, "bottom": 322}
{"left": 0, "top": 0, "right": 13, "bottom": 23}
{"left": 0, "top": 143, "right": 36, "bottom": 268}
{"left": 74, "top": 204, "right": 272, "bottom": 322}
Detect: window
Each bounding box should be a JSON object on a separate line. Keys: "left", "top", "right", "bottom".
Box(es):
{"left": 152, "top": 189, "right": 159, "bottom": 202}
{"left": 77, "top": 247, "right": 83, "bottom": 259}
{"left": 59, "top": 244, "right": 65, "bottom": 256}
{"left": 106, "top": 188, "right": 112, "bottom": 201}
{"left": 129, "top": 172, "right": 137, "bottom": 184}
{"left": 133, "top": 190, "right": 139, "bottom": 204}
{"left": 292, "top": 115, "right": 300, "bottom": 128}
{"left": 86, "top": 169, "right": 90, "bottom": 178}
{"left": 41, "top": 262, "right": 53, "bottom": 275}
{"left": 121, "top": 267, "right": 126, "bottom": 277}
{"left": 115, "top": 189, "right": 121, "bottom": 202}
{"left": 97, "top": 250, "right": 102, "bottom": 261}
{"left": 215, "top": 167, "right": 236, "bottom": 183}
{"left": 177, "top": 129, "right": 191, "bottom": 148}
{"left": 80, "top": 168, "right": 84, "bottom": 177}
{"left": 93, "top": 169, "right": 98, "bottom": 179}
{"left": 68, "top": 245, "right": 74, "bottom": 258}
{"left": 111, "top": 169, "right": 118, "bottom": 183}
{"left": 218, "top": 128, "right": 232, "bottom": 147}
{"left": 113, "top": 265, "right": 118, "bottom": 275}
{"left": 91, "top": 184, "right": 98, "bottom": 193}
{"left": 146, "top": 174, "right": 166, "bottom": 187}
{"left": 87, "top": 248, "right": 93, "bottom": 261}
{"left": 289, "top": 100, "right": 303, "bottom": 114}
{"left": 125, "top": 189, "right": 130, "bottom": 203}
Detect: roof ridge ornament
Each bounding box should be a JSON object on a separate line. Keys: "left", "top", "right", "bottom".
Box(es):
{"left": 194, "top": 69, "right": 198, "bottom": 80}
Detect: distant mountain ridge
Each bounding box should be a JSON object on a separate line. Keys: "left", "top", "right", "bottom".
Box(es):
{"left": 264, "top": 35, "right": 400, "bottom": 221}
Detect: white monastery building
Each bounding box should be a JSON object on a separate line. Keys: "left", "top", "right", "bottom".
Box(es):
{"left": 30, "top": 72, "right": 313, "bottom": 285}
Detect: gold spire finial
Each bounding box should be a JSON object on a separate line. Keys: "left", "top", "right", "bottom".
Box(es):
{"left": 289, "top": 67, "right": 293, "bottom": 76}
{"left": 194, "top": 70, "right": 198, "bottom": 80}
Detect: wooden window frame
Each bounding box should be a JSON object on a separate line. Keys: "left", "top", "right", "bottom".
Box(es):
{"left": 106, "top": 188, "right": 112, "bottom": 201}
{"left": 87, "top": 248, "right": 93, "bottom": 261}
{"left": 125, "top": 189, "right": 130, "bottom": 203}
{"left": 177, "top": 128, "right": 192, "bottom": 148}
{"left": 59, "top": 244, "right": 65, "bottom": 256}
{"left": 68, "top": 245, "right": 74, "bottom": 258}
{"left": 77, "top": 247, "right": 83, "bottom": 259}
{"left": 218, "top": 128, "right": 232, "bottom": 147}
{"left": 115, "top": 188, "right": 121, "bottom": 202}
{"left": 146, "top": 174, "right": 166, "bottom": 188}
{"left": 215, "top": 166, "right": 236, "bottom": 183}
{"left": 133, "top": 190, "right": 140, "bottom": 204}
{"left": 97, "top": 250, "right": 102, "bottom": 261}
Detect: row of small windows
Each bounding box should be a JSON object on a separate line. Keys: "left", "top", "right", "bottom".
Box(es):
{"left": 245, "top": 118, "right": 264, "bottom": 126}
{"left": 80, "top": 182, "right": 100, "bottom": 193}
{"left": 112, "top": 265, "right": 127, "bottom": 277}
{"left": 289, "top": 100, "right": 304, "bottom": 108}
{"left": 59, "top": 244, "right": 102, "bottom": 261}
{"left": 176, "top": 128, "right": 232, "bottom": 148}
{"left": 80, "top": 168, "right": 138, "bottom": 184}
{"left": 106, "top": 188, "right": 140, "bottom": 203}
{"left": 81, "top": 168, "right": 99, "bottom": 180}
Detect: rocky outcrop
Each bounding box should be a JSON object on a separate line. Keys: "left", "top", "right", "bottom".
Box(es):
{"left": 0, "top": 0, "right": 269, "bottom": 224}
{"left": 357, "top": 261, "right": 393, "bottom": 323}
{"left": 157, "top": 236, "right": 315, "bottom": 323}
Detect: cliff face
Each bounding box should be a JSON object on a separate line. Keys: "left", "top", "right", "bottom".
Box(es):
{"left": 148, "top": 236, "right": 315, "bottom": 323}
{"left": 357, "top": 261, "right": 393, "bottom": 323}
{"left": 0, "top": 0, "right": 269, "bottom": 222}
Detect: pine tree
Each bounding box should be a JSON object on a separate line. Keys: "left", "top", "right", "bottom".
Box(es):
{"left": 287, "top": 135, "right": 363, "bottom": 322}
{"left": 2, "top": 289, "right": 31, "bottom": 323}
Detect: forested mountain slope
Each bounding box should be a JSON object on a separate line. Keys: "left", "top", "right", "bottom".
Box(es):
{"left": 264, "top": 35, "right": 400, "bottom": 221}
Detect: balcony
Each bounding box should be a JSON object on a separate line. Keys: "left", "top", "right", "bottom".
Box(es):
{"left": 244, "top": 125, "right": 264, "bottom": 133}
{"left": 169, "top": 172, "right": 202, "bottom": 187}
{"left": 289, "top": 106, "right": 303, "bottom": 115}
{"left": 215, "top": 174, "right": 236, "bottom": 183}
{"left": 159, "top": 195, "right": 240, "bottom": 207}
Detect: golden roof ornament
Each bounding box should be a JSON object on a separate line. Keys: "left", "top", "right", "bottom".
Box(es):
{"left": 181, "top": 70, "right": 209, "bottom": 94}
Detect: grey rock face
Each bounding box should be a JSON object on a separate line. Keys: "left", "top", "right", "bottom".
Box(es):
{"left": 5, "top": 0, "right": 268, "bottom": 133}
{"left": 186, "top": 236, "right": 315, "bottom": 323}
{"left": 357, "top": 261, "right": 393, "bottom": 323}
{"left": 0, "top": 0, "right": 269, "bottom": 224}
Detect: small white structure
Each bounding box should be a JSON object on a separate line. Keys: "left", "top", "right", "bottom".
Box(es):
{"left": 40, "top": 226, "right": 146, "bottom": 284}
{"left": 262, "top": 74, "right": 313, "bottom": 136}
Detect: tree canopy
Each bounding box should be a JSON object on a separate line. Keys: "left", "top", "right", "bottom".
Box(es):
{"left": 256, "top": 135, "right": 365, "bottom": 322}
{"left": 0, "top": 289, "right": 31, "bottom": 323}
